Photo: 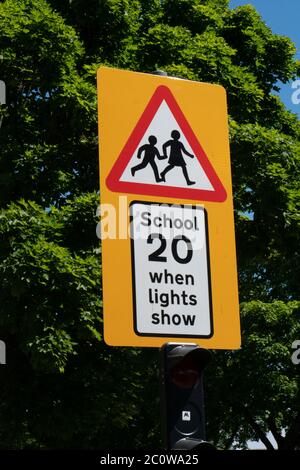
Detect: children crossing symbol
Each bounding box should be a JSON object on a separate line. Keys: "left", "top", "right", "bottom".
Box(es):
{"left": 131, "top": 130, "right": 196, "bottom": 185}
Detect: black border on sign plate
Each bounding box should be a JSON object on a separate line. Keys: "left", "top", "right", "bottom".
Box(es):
{"left": 129, "top": 200, "right": 214, "bottom": 339}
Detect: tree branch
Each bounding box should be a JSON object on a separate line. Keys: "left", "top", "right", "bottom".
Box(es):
{"left": 284, "top": 410, "right": 300, "bottom": 450}
{"left": 267, "top": 417, "right": 283, "bottom": 448}
{"left": 223, "top": 425, "right": 239, "bottom": 450}
{"left": 243, "top": 407, "right": 275, "bottom": 450}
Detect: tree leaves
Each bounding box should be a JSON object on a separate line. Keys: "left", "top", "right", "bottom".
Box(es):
{"left": 206, "top": 301, "right": 300, "bottom": 449}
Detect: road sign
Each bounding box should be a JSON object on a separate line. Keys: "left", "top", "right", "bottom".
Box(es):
{"left": 107, "top": 85, "right": 226, "bottom": 202}
{"left": 97, "top": 66, "right": 240, "bottom": 348}
{"left": 130, "top": 202, "right": 212, "bottom": 338}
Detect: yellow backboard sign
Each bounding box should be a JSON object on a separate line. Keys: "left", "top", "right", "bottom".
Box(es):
{"left": 97, "top": 66, "right": 240, "bottom": 348}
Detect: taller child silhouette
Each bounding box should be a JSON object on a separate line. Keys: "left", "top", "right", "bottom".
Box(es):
{"left": 160, "top": 130, "right": 195, "bottom": 185}
{"left": 131, "top": 135, "right": 163, "bottom": 182}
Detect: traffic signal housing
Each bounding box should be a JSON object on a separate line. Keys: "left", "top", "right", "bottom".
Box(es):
{"left": 160, "top": 343, "right": 214, "bottom": 450}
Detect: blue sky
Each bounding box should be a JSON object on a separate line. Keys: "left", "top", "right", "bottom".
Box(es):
{"left": 229, "top": 0, "right": 300, "bottom": 117}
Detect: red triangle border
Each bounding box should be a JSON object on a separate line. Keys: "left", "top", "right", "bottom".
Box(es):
{"left": 106, "top": 85, "right": 227, "bottom": 203}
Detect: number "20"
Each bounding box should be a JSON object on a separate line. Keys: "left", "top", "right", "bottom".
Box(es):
{"left": 147, "top": 233, "right": 193, "bottom": 264}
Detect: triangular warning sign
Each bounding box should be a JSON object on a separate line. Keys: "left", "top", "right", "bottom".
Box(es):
{"left": 106, "top": 85, "right": 227, "bottom": 202}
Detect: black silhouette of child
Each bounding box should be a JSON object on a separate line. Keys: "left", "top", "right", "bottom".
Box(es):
{"left": 131, "top": 135, "right": 163, "bottom": 182}
{"left": 160, "top": 130, "right": 195, "bottom": 185}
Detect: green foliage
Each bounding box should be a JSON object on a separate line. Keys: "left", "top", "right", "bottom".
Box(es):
{"left": 231, "top": 122, "right": 300, "bottom": 302}
{"left": 0, "top": 0, "right": 84, "bottom": 90}
{"left": 0, "top": 0, "right": 299, "bottom": 450}
{"left": 0, "top": 0, "right": 97, "bottom": 206}
{"left": 163, "top": 0, "right": 226, "bottom": 34}
{"left": 223, "top": 6, "right": 299, "bottom": 91}
{"left": 0, "top": 199, "right": 101, "bottom": 373}
{"left": 206, "top": 301, "right": 300, "bottom": 449}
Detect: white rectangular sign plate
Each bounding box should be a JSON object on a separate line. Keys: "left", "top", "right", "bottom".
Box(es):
{"left": 130, "top": 202, "right": 213, "bottom": 338}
